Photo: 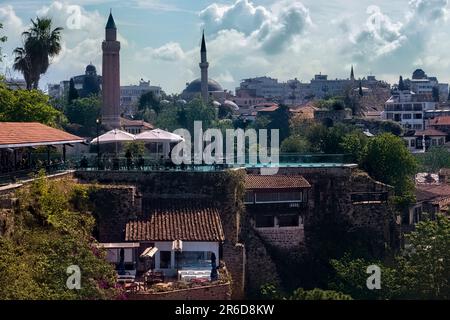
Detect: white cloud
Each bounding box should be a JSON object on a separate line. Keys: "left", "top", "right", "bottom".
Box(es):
{"left": 139, "top": 42, "right": 185, "bottom": 62}
{"left": 199, "top": 0, "right": 270, "bottom": 35}
{"left": 343, "top": 0, "right": 450, "bottom": 74}
{"left": 200, "top": 0, "right": 311, "bottom": 55}
{"left": 0, "top": 5, "right": 25, "bottom": 72}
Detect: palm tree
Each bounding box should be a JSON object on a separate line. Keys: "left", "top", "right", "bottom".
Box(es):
{"left": 13, "top": 17, "right": 63, "bottom": 90}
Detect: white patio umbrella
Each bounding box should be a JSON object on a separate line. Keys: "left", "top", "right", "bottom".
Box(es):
{"left": 135, "top": 129, "right": 184, "bottom": 143}
{"left": 135, "top": 129, "right": 184, "bottom": 159}
{"left": 90, "top": 129, "right": 136, "bottom": 154}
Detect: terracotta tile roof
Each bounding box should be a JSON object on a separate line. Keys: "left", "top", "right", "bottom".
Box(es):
{"left": 120, "top": 117, "right": 154, "bottom": 129}
{"left": 0, "top": 122, "right": 84, "bottom": 148}
{"left": 430, "top": 116, "right": 450, "bottom": 126}
{"left": 416, "top": 183, "right": 450, "bottom": 202}
{"left": 414, "top": 129, "right": 447, "bottom": 137}
{"left": 125, "top": 202, "right": 224, "bottom": 242}
{"left": 245, "top": 174, "right": 311, "bottom": 190}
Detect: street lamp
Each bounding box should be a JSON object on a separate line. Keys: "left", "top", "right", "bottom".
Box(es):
{"left": 96, "top": 118, "right": 101, "bottom": 170}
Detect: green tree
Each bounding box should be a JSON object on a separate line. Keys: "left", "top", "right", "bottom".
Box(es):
{"left": 361, "top": 133, "right": 417, "bottom": 197}
{"left": 339, "top": 131, "right": 369, "bottom": 163}
{"left": 0, "top": 173, "right": 121, "bottom": 299}
{"left": 0, "top": 80, "right": 61, "bottom": 126}
{"left": 281, "top": 135, "right": 310, "bottom": 153}
{"left": 398, "top": 76, "right": 405, "bottom": 91}
{"left": 330, "top": 215, "right": 450, "bottom": 300}
{"left": 124, "top": 141, "right": 145, "bottom": 157}
{"left": 398, "top": 214, "right": 450, "bottom": 299}
{"left": 68, "top": 78, "right": 79, "bottom": 104}
{"left": 267, "top": 104, "right": 291, "bottom": 142}
{"left": 183, "top": 98, "right": 217, "bottom": 134}
{"left": 418, "top": 146, "right": 450, "bottom": 172}
{"left": 289, "top": 288, "right": 353, "bottom": 300}
{"left": 64, "top": 96, "right": 101, "bottom": 137}
{"left": 13, "top": 17, "right": 63, "bottom": 90}
{"left": 139, "top": 91, "right": 161, "bottom": 114}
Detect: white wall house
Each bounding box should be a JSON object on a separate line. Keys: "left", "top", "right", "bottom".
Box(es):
{"left": 125, "top": 204, "right": 225, "bottom": 277}
{"left": 383, "top": 90, "right": 438, "bottom": 130}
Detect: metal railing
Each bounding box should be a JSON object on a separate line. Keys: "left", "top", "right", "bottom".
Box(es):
{"left": 0, "top": 153, "right": 354, "bottom": 185}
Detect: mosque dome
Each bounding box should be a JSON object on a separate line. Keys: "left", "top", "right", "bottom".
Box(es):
{"left": 183, "top": 78, "right": 223, "bottom": 94}
{"left": 223, "top": 100, "right": 239, "bottom": 111}
{"left": 85, "top": 64, "right": 97, "bottom": 75}
{"left": 412, "top": 69, "right": 427, "bottom": 80}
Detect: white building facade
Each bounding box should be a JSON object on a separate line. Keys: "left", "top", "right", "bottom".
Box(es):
{"left": 383, "top": 90, "right": 438, "bottom": 131}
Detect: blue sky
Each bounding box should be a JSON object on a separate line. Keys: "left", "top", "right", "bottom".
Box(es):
{"left": 1, "top": 0, "right": 449, "bottom": 94}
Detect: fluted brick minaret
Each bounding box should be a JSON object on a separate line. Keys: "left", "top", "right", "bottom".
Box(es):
{"left": 102, "top": 12, "right": 121, "bottom": 129}
{"left": 199, "top": 31, "right": 209, "bottom": 104}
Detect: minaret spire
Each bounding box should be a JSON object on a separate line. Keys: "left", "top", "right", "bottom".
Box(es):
{"left": 350, "top": 65, "right": 355, "bottom": 81}
{"left": 199, "top": 30, "right": 209, "bottom": 104}
{"left": 102, "top": 11, "right": 121, "bottom": 129}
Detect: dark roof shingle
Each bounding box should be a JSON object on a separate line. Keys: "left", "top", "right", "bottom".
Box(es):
{"left": 245, "top": 174, "right": 311, "bottom": 190}
{"left": 125, "top": 202, "right": 224, "bottom": 242}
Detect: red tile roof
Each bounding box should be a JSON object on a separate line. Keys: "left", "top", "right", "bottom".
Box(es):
{"left": 125, "top": 202, "right": 224, "bottom": 242}
{"left": 416, "top": 183, "right": 450, "bottom": 202}
{"left": 414, "top": 129, "right": 447, "bottom": 137}
{"left": 120, "top": 117, "right": 154, "bottom": 129}
{"left": 245, "top": 174, "right": 311, "bottom": 190}
{"left": 0, "top": 122, "right": 84, "bottom": 148}
{"left": 430, "top": 116, "right": 450, "bottom": 126}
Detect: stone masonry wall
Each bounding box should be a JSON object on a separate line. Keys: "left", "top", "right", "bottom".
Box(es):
{"left": 256, "top": 227, "right": 304, "bottom": 249}
{"left": 128, "top": 283, "right": 231, "bottom": 300}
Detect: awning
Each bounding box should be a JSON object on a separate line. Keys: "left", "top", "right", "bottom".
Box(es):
{"left": 140, "top": 246, "right": 158, "bottom": 258}
{"left": 96, "top": 242, "right": 140, "bottom": 249}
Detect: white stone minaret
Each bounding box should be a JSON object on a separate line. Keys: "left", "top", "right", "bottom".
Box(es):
{"left": 102, "top": 11, "right": 121, "bottom": 129}
{"left": 199, "top": 31, "right": 209, "bottom": 104}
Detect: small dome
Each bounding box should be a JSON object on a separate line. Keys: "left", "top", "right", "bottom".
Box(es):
{"left": 183, "top": 78, "right": 223, "bottom": 93}
{"left": 412, "top": 69, "right": 427, "bottom": 80}
{"left": 213, "top": 101, "right": 221, "bottom": 107}
{"left": 161, "top": 99, "right": 171, "bottom": 104}
{"left": 224, "top": 100, "right": 239, "bottom": 111}
{"left": 176, "top": 99, "right": 187, "bottom": 105}
{"left": 85, "top": 64, "right": 97, "bottom": 74}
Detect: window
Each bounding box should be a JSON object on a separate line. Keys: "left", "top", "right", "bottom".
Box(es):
{"left": 410, "top": 139, "right": 415, "bottom": 147}
{"left": 414, "top": 113, "right": 423, "bottom": 119}
{"left": 403, "top": 114, "right": 412, "bottom": 119}
{"left": 175, "top": 251, "right": 212, "bottom": 269}
{"left": 413, "top": 104, "right": 423, "bottom": 111}
{"left": 255, "top": 191, "right": 303, "bottom": 203}
{"left": 413, "top": 124, "right": 423, "bottom": 130}
{"left": 255, "top": 215, "right": 275, "bottom": 228}
{"left": 160, "top": 251, "right": 171, "bottom": 269}
{"left": 278, "top": 214, "right": 300, "bottom": 227}
{"left": 244, "top": 191, "right": 254, "bottom": 204}
{"left": 403, "top": 104, "right": 412, "bottom": 111}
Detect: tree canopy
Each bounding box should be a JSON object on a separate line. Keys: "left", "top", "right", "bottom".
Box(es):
{"left": 13, "top": 17, "right": 63, "bottom": 90}
{"left": 330, "top": 214, "right": 450, "bottom": 300}
{"left": 64, "top": 96, "right": 101, "bottom": 137}
{"left": 0, "top": 173, "right": 121, "bottom": 299}
{"left": 0, "top": 80, "right": 62, "bottom": 126}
